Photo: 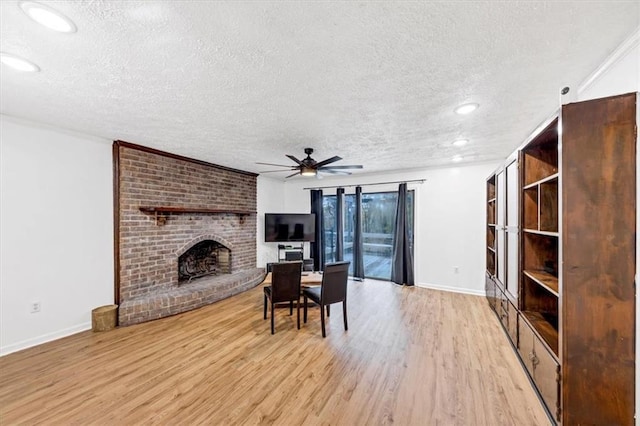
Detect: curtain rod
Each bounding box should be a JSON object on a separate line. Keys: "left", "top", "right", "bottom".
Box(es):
{"left": 303, "top": 179, "right": 425, "bottom": 190}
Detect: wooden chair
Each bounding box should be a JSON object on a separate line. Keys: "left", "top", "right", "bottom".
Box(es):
{"left": 263, "top": 261, "right": 303, "bottom": 334}
{"left": 303, "top": 261, "right": 350, "bottom": 338}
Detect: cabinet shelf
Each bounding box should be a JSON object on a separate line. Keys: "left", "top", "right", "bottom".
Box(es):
{"left": 523, "top": 270, "right": 558, "bottom": 296}
{"left": 521, "top": 311, "right": 559, "bottom": 358}
{"left": 522, "top": 229, "right": 559, "bottom": 237}
{"left": 487, "top": 246, "right": 496, "bottom": 253}
{"left": 522, "top": 173, "right": 559, "bottom": 190}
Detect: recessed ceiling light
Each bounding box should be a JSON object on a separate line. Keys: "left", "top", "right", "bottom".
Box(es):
{"left": 454, "top": 103, "right": 479, "bottom": 115}
{"left": 452, "top": 139, "right": 468, "bottom": 147}
{"left": 0, "top": 52, "right": 40, "bottom": 72}
{"left": 19, "top": 1, "right": 77, "bottom": 33}
{"left": 452, "top": 155, "right": 463, "bottom": 162}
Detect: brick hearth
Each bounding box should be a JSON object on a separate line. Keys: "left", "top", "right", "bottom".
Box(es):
{"left": 114, "top": 141, "right": 263, "bottom": 326}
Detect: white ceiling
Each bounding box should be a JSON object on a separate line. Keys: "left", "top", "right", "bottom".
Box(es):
{"left": 1, "top": 1, "right": 638, "bottom": 178}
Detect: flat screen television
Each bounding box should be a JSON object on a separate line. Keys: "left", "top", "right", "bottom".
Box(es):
{"left": 264, "top": 213, "right": 316, "bottom": 242}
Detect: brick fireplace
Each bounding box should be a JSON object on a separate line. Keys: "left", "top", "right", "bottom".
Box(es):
{"left": 114, "top": 141, "right": 264, "bottom": 326}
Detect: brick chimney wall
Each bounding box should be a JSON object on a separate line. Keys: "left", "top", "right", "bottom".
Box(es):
{"left": 114, "top": 142, "right": 261, "bottom": 325}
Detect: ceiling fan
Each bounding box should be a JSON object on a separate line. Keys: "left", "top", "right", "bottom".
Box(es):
{"left": 256, "top": 148, "right": 363, "bottom": 178}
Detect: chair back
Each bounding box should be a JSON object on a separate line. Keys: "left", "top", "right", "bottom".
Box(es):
{"left": 321, "top": 261, "right": 350, "bottom": 305}
{"left": 271, "top": 261, "right": 302, "bottom": 302}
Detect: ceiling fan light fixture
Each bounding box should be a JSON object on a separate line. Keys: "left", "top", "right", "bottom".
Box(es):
{"left": 19, "top": 1, "right": 77, "bottom": 33}
{"left": 301, "top": 166, "right": 316, "bottom": 177}
{"left": 452, "top": 139, "right": 468, "bottom": 146}
{"left": 0, "top": 52, "right": 40, "bottom": 72}
{"left": 454, "top": 103, "right": 479, "bottom": 115}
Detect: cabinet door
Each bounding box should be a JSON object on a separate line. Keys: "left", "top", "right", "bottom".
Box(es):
{"left": 534, "top": 342, "right": 560, "bottom": 422}
{"left": 517, "top": 316, "right": 535, "bottom": 378}
{"left": 507, "top": 300, "right": 518, "bottom": 345}
{"left": 485, "top": 274, "right": 496, "bottom": 311}
{"left": 498, "top": 288, "right": 509, "bottom": 330}
{"left": 496, "top": 170, "right": 506, "bottom": 286}
{"left": 518, "top": 316, "right": 560, "bottom": 422}
{"left": 505, "top": 160, "right": 519, "bottom": 299}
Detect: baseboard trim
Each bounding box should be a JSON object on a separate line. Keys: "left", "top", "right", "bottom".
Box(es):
{"left": 0, "top": 322, "right": 91, "bottom": 357}
{"left": 416, "top": 282, "right": 485, "bottom": 297}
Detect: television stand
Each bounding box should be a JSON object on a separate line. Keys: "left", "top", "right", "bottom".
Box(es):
{"left": 278, "top": 244, "right": 304, "bottom": 261}
{"left": 270, "top": 243, "right": 313, "bottom": 271}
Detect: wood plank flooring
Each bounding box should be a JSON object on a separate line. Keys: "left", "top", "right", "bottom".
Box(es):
{"left": 0, "top": 279, "right": 549, "bottom": 425}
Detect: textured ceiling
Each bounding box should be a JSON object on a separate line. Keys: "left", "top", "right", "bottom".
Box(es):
{"left": 1, "top": 1, "right": 638, "bottom": 178}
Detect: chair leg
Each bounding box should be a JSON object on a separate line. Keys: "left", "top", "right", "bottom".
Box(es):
{"left": 326, "top": 304, "right": 330, "bottom": 317}
{"left": 296, "top": 298, "right": 301, "bottom": 330}
{"left": 263, "top": 294, "right": 267, "bottom": 320}
{"left": 343, "top": 301, "right": 348, "bottom": 331}
{"left": 271, "top": 302, "right": 275, "bottom": 335}
{"left": 290, "top": 300, "right": 293, "bottom": 315}
{"left": 303, "top": 295, "right": 308, "bottom": 323}
{"left": 320, "top": 304, "right": 326, "bottom": 338}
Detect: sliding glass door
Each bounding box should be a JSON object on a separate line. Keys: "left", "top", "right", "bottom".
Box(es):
{"left": 323, "top": 191, "right": 414, "bottom": 279}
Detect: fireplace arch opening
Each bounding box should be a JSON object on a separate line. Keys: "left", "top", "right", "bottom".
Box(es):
{"left": 178, "top": 240, "right": 231, "bottom": 283}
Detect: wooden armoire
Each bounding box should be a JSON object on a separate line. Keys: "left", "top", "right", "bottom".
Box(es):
{"left": 485, "top": 92, "right": 636, "bottom": 424}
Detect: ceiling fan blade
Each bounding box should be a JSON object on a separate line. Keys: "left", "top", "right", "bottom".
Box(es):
{"left": 255, "top": 162, "right": 297, "bottom": 168}
{"left": 285, "top": 171, "right": 301, "bottom": 178}
{"left": 314, "top": 156, "right": 342, "bottom": 168}
{"left": 258, "top": 169, "right": 297, "bottom": 173}
{"left": 286, "top": 155, "right": 304, "bottom": 165}
{"left": 319, "top": 165, "right": 363, "bottom": 170}
{"left": 320, "top": 169, "right": 352, "bottom": 175}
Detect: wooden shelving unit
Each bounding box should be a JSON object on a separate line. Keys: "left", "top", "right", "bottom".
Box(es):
{"left": 520, "top": 118, "right": 559, "bottom": 356}
{"left": 488, "top": 93, "right": 637, "bottom": 425}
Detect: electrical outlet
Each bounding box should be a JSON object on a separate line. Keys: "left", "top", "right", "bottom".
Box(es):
{"left": 30, "top": 301, "right": 41, "bottom": 313}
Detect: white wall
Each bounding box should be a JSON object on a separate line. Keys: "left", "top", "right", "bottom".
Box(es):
{"left": 0, "top": 116, "right": 114, "bottom": 355}
{"left": 277, "top": 162, "right": 499, "bottom": 295}
{"left": 577, "top": 29, "right": 639, "bottom": 102}
{"left": 256, "top": 175, "right": 286, "bottom": 267}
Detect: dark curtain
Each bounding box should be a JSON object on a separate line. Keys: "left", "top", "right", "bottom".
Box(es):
{"left": 335, "top": 187, "right": 345, "bottom": 261}
{"left": 391, "top": 183, "right": 415, "bottom": 286}
{"left": 310, "top": 190, "right": 324, "bottom": 271}
{"left": 353, "top": 186, "right": 365, "bottom": 280}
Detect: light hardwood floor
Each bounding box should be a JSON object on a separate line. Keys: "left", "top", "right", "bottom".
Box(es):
{"left": 0, "top": 279, "right": 549, "bottom": 425}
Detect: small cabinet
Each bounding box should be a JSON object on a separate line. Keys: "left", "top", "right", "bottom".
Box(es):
{"left": 519, "top": 317, "right": 560, "bottom": 422}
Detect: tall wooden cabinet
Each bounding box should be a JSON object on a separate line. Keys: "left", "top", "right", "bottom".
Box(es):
{"left": 485, "top": 92, "right": 637, "bottom": 424}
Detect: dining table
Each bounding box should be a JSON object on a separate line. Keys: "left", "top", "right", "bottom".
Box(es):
{"left": 261, "top": 271, "right": 323, "bottom": 289}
